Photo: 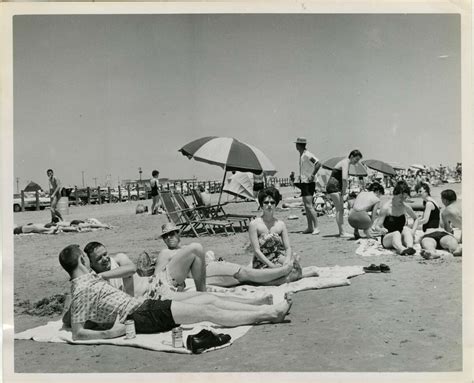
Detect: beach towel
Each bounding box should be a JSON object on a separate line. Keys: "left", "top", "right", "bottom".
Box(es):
{"left": 355, "top": 238, "right": 429, "bottom": 257}
{"left": 355, "top": 238, "right": 396, "bottom": 257}
{"left": 15, "top": 265, "right": 364, "bottom": 353}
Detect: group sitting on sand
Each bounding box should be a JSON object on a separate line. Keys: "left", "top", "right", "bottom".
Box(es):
{"left": 347, "top": 180, "right": 462, "bottom": 258}
{"left": 60, "top": 187, "right": 323, "bottom": 341}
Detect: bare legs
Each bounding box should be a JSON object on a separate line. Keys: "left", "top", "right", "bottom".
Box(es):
{"left": 382, "top": 228, "right": 415, "bottom": 255}
{"left": 166, "top": 243, "right": 206, "bottom": 291}
{"left": 50, "top": 195, "right": 63, "bottom": 222}
{"left": 421, "top": 236, "right": 462, "bottom": 259}
{"left": 302, "top": 195, "right": 319, "bottom": 234}
{"left": 171, "top": 295, "right": 292, "bottom": 327}
{"left": 328, "top": 192, "right": 350, "bottom": 237}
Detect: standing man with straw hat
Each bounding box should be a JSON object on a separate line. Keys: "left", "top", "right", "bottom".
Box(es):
{"left": 295, "top": 137, "right": 321, "bottom": 235}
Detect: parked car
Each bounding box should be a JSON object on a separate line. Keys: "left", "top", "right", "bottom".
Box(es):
{"left": 13, "top": 192, "right": 50, "bottom": 212}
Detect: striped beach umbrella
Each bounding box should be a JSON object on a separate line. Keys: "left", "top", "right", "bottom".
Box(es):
{"left": 179, "top": 136, "right": 276, "bottom": 204}
{"left": 179, "top": 136, "right": 276, "bottom": 175}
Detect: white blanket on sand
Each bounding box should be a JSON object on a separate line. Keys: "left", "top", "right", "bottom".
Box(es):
{"left": 15, "top": 265, "right": 364, "bottom": 354}
{"left": 354, "top": 238, "right": 445, "bottom": 257}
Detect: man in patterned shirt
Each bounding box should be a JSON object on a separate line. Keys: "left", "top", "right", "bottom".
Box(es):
{"left": 59, "top": 244, "right": 292, "bottom": 341}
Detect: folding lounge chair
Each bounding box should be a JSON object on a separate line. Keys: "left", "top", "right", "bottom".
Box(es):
{"left": 190, "top": 188, "right": 255, "bottom": 231}
{"left": 166, "top": 191, "right": 236, "bottom": 236}
{"left": 159, "top": 191, "right": 204, "bottom": 237}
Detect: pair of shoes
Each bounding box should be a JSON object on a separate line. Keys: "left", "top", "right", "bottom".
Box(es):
{"left": 400, "top": 247, "right": 416, "bottom": 256}
{"left": 186, "top": 329, "right": 231, "bottom": 354}
{"left": 363, "top": 263, "right": 391, "bottom": 273}
{"left": 363, "top": 264, "right": 381, "bottom": 273}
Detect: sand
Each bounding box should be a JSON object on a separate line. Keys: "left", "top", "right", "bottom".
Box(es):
{"left": 12, "top": 185, "right": 462, "bottom": 372}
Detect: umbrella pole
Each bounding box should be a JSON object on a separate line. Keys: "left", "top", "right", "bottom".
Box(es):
{"left": 217, "top": 166, "right": 227, "bottom": 206}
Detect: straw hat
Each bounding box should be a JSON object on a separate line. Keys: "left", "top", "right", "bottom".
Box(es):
{"left": 294, "top": 137, "right": 307, "bottom": 145}
{"left": 159, "top": 222, "right": 180, "bottom": 238}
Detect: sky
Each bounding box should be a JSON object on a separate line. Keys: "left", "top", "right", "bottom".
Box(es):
{"left": 12, "top": 13, "right": 461, "bottom": 190}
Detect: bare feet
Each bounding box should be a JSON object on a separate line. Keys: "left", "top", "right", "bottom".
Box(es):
{"left": 270, "top": 299, "right": 292, "bottom": 323}
{"left": 338, "top": 232, "right": 353, "bottom": 239}
{"left": 420, "top": 249, "right": 440, "bottom": 260}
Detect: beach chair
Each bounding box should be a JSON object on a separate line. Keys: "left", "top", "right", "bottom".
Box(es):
{"left": 162, "top": 191, "right": 235, "bottom": 236}
{"left": 170, "top": 191, "right": 240, "bottom": 235}
{"left": 187, "top": 190, "right": 253, "bottom": 232}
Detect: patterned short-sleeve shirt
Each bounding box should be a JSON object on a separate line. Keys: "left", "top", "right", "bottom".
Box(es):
{"left": 70, "top": 273, "right": 144, "bottom": 325}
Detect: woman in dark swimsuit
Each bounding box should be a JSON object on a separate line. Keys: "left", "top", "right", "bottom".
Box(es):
{"left": 417, "top": 183, "right": 462, "bottom": 258}
{"left": 325, "top": 150, "right": 363, "bottom": 238}
{"left": 372, "top": 181, "right": 419, "bottom": 255}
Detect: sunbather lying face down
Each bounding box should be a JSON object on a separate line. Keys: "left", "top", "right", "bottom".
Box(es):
{"left": 59, "top": 244, "right": 292, "bottom": 341}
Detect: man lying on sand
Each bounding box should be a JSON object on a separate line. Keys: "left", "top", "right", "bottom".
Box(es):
{"left": 14, "top": 218, "right": 111, "bottom": 235}
{"left": 59, "top": 244, "right": 291, "bottom": 340}
{"left": 62, "top": 239, "right": 278, "bottom": 326}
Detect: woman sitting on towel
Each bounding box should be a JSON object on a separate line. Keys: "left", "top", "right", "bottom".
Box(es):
{"left": 249, "top": 187, "right": 318, "bottom": 283}
{"left": 371, "top": 180, "right": 419, "bottom": 255}
{"left": 348, "top": 182, "right": 385, "bottom": 239}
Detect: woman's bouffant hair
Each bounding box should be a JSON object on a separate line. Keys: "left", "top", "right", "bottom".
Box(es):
{"left": 257, "top": 187, "right": 282, "bottom": 207}
{"left": 367, "top": 182, "right": 385, "bottom": 195}
{"left": 393, "top": 180, "right": 411, "bottom": 196}
{"left": 348, "top": 150, "right": 363, "bottom": 159}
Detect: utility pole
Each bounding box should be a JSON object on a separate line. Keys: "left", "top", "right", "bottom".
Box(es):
{"left": 16, "top": 177, "right": 19, "bottom": 193}
{"left": 138, "top": 167, "right": 142, "bottom": 182}
{"left": 82, "top": 171, "right": 85, "bottom": 187}
{"left": 93, "top": 177, "right": 98, "bottom": 187}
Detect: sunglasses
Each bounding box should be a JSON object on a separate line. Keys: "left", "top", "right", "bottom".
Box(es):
{"left": 263, "top": 200, "right": 276, "bottom": 205}
{"left": 162, "top": 231, "right": 179, "bottom": 239}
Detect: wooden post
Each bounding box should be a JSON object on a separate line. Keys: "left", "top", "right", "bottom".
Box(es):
{"left": 136, "top": 184, "right": 140, "bottom": 200}
{"left": 127, "top": 185, "right": 131, "bottom": 201}
{"left": 167, "top": 183, "right": 170, "bottom": 191}
{"left": 87, "top": 187, "right": 91, "bottom": 204}
{"left": 35, "top": 190, "right": 40, "bottom": 210}
{"left": 180, "top": 181, "right": 184, "bottom": 195}
{"left": 108, "top": 187, "right": 111, "bottom": 203}
{"left": 208, "top": 181, "right": 211, "bottom": 193}
{"left": 20, "top": 190, "right": 25, "bottom": 212}
{"left": 97, "top": 187, "right": 101, "bottom": 204}
{"left": 74, "top": 187, "right": 78, "bottom": 206}
{"left": 118, "top": 186, "right": 122, "bottom": 202}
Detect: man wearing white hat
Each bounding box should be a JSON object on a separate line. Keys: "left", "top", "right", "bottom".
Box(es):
{"left": 295, "top": 137, "right": 321, "bottom": 235}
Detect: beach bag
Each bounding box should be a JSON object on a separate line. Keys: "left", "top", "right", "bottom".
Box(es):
{"left": 136, "top": 251, "right": 156, "bottom": 277}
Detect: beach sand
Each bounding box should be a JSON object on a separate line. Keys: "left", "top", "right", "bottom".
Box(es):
{"left": 12, "top": 185, "right": 462, "bottom": 372}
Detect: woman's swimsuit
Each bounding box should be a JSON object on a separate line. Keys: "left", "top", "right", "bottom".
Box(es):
{"left": 422, "top": 200, "right": 440, "bottom": 231}
{"left": 421, "top": 231, "right": 452, "bottom": 249}
{"left": 383, "top": 214, "right": 406, "bottom": 233}
{"left": 150, "top": 179, "right": 159, "bottom": 197}
{"left": 252, "top": 232, "right": 285, "bottom": 269}
{"left": 381, "top": 213, "right": 407, "bottom": 249}
{"left": 326, "top": 168, "right": 343, "bottom": 194}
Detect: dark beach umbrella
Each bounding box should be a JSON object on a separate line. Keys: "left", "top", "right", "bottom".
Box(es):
{"left": 321, "top": 156, "right": 368, "bottom": 177}
{"left": 179, "top": 136, "right": 276, "bottom": 204}
{"left": 362, "top": 159, "right": 397, "bottom": 176}
{"left": 24, "top": 181, "right": 43, "bottom": 192}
